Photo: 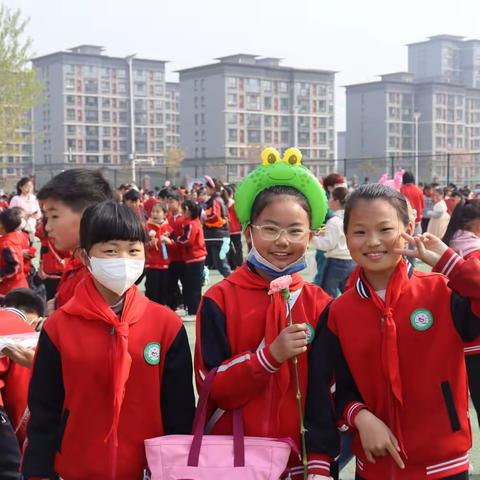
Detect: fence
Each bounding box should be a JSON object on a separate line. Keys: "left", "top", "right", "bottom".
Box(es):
{"left": 30, "top": 151, "right": 480, "bottom": 190}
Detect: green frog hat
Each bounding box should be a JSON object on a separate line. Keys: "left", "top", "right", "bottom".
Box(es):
{"left": 234, "top": 147, "right": 328, "bottom": 230}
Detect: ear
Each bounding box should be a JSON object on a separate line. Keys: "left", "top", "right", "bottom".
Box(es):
{"left": 405, "top": 221, "right": 414, "bottom": 237}
{"left": 78, "top": 248, "right": 90, "bottom": 268}
{"left": 243, "top": 225, "right": 252, "bottom": 244}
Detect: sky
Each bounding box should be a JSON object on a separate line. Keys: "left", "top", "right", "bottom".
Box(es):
{"left": 7, "top": 0, "right": 480, "bottom": 130}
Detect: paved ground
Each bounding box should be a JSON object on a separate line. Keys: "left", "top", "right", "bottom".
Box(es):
{"left": 180, "top": 249, "right": 480, "bottom": 479}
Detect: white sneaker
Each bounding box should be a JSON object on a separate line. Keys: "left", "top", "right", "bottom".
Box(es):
{"left": 182, "top": 314, "right": 196, "bottom": 322}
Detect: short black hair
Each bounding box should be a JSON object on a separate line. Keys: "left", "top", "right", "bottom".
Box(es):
{"left": 16, "top": 177, "right": 33, "bottom": 195}
{"left": 124, "top": 189, "right": 141, "bottom": 202}
{"left": 80, "top": 201, "right": 147, "bottom": 253}
{"left": 3, "top": 288, "right": 45, "bottom": 317}
{"left": 250, "top": 186, "right": 311, "bottom": 226}
{"left": 331, "top": 186, "right": 349, "bottom": 206}
{"left": 38, "top": 169, "right": 112, "bottom": 213}
{"left": 344, "top": 183, "right": 410, "bottom": 232}
{"left": 402, "top": 171, "right": 415, "bottom": 184}
{"left": 182, "top": 199, "right": 202, "bottom": 220}
{"left": 166, "top": 189, "right": 182, "bottom": 202}
{"left": 0, "top": 207, "right": 23, "bottom": 232}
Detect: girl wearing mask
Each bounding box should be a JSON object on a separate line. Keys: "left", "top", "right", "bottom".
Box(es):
{"left": 23, "top": 201, "right": 195, "bottom": 480}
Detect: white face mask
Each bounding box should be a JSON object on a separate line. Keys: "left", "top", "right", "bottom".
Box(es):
{"left": 88, "top": 256, "right": 145, "bottom": 296}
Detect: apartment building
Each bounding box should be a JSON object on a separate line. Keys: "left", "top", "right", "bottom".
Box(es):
{"left": 346, "top": 36, "right": 480, "bottom": 184}
{"left": 32, "top": 45, "right": 179, "bottom": 186}
{"left": 178, "top": 55, "right": 336, "bottom": 182}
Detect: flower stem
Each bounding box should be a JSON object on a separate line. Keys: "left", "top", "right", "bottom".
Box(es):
{"left": 287, "top": 302, "right": 308, "bottom": 480}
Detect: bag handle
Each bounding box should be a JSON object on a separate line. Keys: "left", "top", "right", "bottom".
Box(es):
{"left": 188, "top": 368, "right": 245, "bottom": 467}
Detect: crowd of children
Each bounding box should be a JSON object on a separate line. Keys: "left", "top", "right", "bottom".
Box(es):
{"left": 0, "top": 153, "right": 479, "bottom": 479}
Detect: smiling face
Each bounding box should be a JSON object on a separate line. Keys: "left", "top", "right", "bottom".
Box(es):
{"left": 244, "top": 194, "right": 312, "bottom": 271}
{"left": 346, "top": 199, "right": 412, "bottom": 287}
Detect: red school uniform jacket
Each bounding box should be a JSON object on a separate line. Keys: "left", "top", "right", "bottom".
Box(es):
{"left": 23, "top": 275, "right": 195, "bottom": 480}
{"left": 166, "top": 212, "right": 185, "bottom": 263}
{"left": 227, "top": 202, "right": 242, "bottom": 235}
{"left": 195, "top": 263, "right": 338, "bottom": 479}
{"left": 0, "top": 308, "right": 35, "bottom": 444}
{"left": 320, "top": 252, "right": 480, "bottom": 479}
{"left": 400, "top": 184, "right": 425, "bottom": 224}
{"left": 0, "top": 231, "right": 28, "bottom": 296}
{"left": 145, "top": 221, "right": 173, "bottom": 270}
{"left": 462, "top": 248, "right": 480, "bottom": 356}
{"left": 36, "top": 224, "right": 69, "bottom": 277}
{"left": 177, "top": 218, "right": 207, "bottom": 263}
{"left": 20, "top": 230, "right": 36, "bottom": 277}
{"left": 55, "top": 257, "right": 89, "bottom": 309}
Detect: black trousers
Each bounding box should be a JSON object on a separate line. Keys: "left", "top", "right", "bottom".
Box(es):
{"left": 0, "top": 407, "right": 21, "bottom": 479}
{"left": 356, "top": 472, "right": 468, "bottom": 480}
{"left": 167, "top": 261, "right": 185, "bottom": 310}
{"left": 227, "top": 233, "right": 243, "bottom": 270}
{"left": 466, "top": 353, "right": 480, "bottom": 427}
{"left": 183, "top": 261, "right": 205, "bottom": 315}
{"left": 206, "top": 241, "right": 231, "bottom": 278}
{"left": 145, "top": 268, "right": 169, "bottom": 305}
{"left": 44, "top": 277, "right": 61, "bottom": 301}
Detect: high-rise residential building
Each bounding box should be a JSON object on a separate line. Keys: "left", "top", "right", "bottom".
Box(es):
{"left": 32, "top": 45, "right": 179, "bottom": 186}
{"left": 165, "top": 82, "right": 180, "bottom": 151}
{"left": 346, "top": 36, "right": 480, "bottom": 184}
{"left": 0, "top": 110, "right": 33, "bottom": 190}
{"left": 178, "top": 55, "right": 336, "bottom": 182}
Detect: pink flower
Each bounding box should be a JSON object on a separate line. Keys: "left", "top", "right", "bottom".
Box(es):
{"left": 268, "top": 275, "right": 293, "bottom": 295}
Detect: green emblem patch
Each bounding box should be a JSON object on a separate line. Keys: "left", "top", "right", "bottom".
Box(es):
{"left": 410, "top": 309, "right": 434, "bottom": 331}
{"left": 144, "top": 342, "right": 161, "bottom": 365}
{"left": 305, "top": 323, "right": 315, "bottom": 345}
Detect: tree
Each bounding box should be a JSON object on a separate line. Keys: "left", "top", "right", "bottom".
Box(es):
{"left": 0, "top": 5, "right": 42, "bottom": 155}
{"left": 165, "top": 146, "right": 185, "bottom": 181}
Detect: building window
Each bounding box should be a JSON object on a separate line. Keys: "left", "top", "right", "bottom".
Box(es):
{"left": 228, "top": 147, "right": 238, "bottom": 157}
{"left": 227, "top": 94, "right": 237, "bottom": 107}
{"left": 85, "top": 79, "right": 98, "bottom": 94}
{"left": 247, "top": 129, "right": 261, "bottom": 143}
{"left": 227, "top": 77, "right": 237, "bottom": 89}
{"left": 246, "top": 78, "right": 260, "bottom": 92}
{"left": 227, "top": 113, "right": 237, "bottom": 125}
{"left": 228, "top": 129, "right": 237, "bottom": 142}
{"left": 246, "top": 94, "right": 260, "bottom": 110}
{"left": 65, "top": 78, "right": 75, "bottom": 91}
{"left": 264, "top": 131, "right": 272, "bottom": 143}
{"left": 227, "top": 164, "right": 239, "bottom": 176}
{"left": 262, "top": 80, "right": 272, "bottom": 92}
{"left": 247, "top": 114, "right": 261, "bottom": 127}
{"left": 264, "top": 96, "right": 272, "bottom": 110}
{"left": 66, "top": 109, "right": 75, "bottom": 121}
{"left": 279, "top": 82, "right": 288, "bottom": 93}
{"left": 298, "top": 132, "right": 310, "bottom": 145}
{"left": 66, "top": 95, "right": 75, "bottom": 106}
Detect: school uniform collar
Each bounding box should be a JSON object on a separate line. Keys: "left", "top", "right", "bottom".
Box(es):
{"left": 355, "top": 258, "right": 414, "bottom": 300}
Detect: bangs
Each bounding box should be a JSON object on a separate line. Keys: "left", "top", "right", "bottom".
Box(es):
{"left": 80, "top": 201, "right": 147, "bottom": 252}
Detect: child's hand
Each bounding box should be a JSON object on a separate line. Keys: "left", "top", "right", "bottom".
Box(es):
{"left": 2, "top": 345, "right": 34, "bottom": 368}
{"left": 269, "top": 323, "right": 308, "bottom": 363}
{"left": 354, "top": 410, "right": 405, "bottom": 469}
{"left": 393, "top": 232, "right": 448, "bottom": 268}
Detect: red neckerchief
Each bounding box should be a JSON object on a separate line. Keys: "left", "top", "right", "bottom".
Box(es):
{"left": 225, "top": 263, "right": 304, "bottom": 398}
{"left": 61, "top": 274, "right": 149, "bottom": 445}
{"left": 359, "top": 259, "right": 410, "bottom": 457}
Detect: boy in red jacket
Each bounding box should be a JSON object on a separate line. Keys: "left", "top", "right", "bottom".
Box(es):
{"left": 177, "top": 200, "right": 207, "bottom": 320}
{"left": 145, "top": 203, "right": 173, "bottom": 305}
{"left": 0, "top": 289, "right": 45, "bottom": 479}
{"left": 0, "top": 209, "right": 28, "bottom": 298}
{"left": 37, "top": 169, "right": 112, "bottom": 310}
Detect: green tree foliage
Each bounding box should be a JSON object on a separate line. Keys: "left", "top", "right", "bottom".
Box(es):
{"left": 0, "top": 5, "right": 42, "bottom": 155}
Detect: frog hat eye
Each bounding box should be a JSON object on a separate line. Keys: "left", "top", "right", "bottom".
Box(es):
{"left": 261, "top": 147, "right": 281, "bottom": 166}
{"left": 283, "top": 147, "right": 302, "bottom": 165}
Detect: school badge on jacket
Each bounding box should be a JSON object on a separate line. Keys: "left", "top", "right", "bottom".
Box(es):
{"left": 144, "top": 342, "right": 161, "bottom": 365}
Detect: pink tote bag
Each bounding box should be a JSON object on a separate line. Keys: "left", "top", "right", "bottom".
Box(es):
{"left": 145, "top": 368, "right": 293, "bottom": 480}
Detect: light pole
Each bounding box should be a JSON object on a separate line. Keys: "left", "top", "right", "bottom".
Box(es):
{"left": 125, "top": 54, "right": 136, "bottom": 184}
{"left": 414, "top": 112, "right": 421, "bottom": 182}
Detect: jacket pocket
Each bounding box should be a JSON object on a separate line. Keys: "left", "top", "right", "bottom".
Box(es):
{"left": 441, "top": 381, "right": 460, "bottom": 432}
{"left": 57, "top": 409, "right": 70, "bottom": 453}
